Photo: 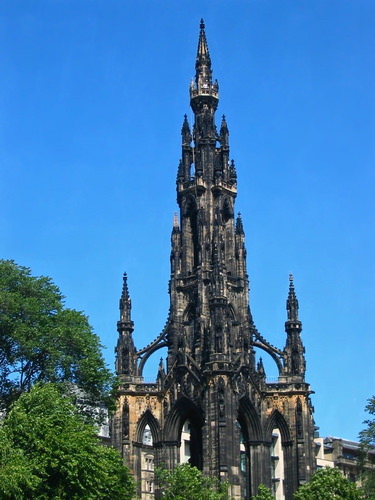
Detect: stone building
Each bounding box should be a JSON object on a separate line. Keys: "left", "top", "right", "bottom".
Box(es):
{"left": 315, "top": 436, "right": 375, "bottom": 485}
{"left": 112, "top": 20, "right": 316, "bottom": 500}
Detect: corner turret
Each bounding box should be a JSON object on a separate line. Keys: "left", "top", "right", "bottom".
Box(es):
{"left": 115, "top": 273, "right": 137, "bottom": 376}
{"left": 283, "top": 274, "right": 306, "bottom": 379}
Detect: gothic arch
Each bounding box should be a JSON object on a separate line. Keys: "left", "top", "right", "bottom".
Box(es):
{"left": 135, "top": 409, "right": 161, "bottom": 444}
{"left": 164, "top": 396, "right": 203, "bottom": 441}
{"left": 164, "top": 396, "right": 203, "bottom": 469}
{"left": 237, "top": 396, "right": 263, "bottom": 443}
{"left": 264, "top": 409, "right": 295, "bottom": 499}
{"left": 264, "top": 409, "right": 291, "bottom": 445}
{"left": 184, "top": 195, "right": 197, "bottom": 216}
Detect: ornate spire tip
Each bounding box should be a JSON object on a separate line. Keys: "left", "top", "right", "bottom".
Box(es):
{"left": 122, "top": 272, "right": 129, "bottom": 295}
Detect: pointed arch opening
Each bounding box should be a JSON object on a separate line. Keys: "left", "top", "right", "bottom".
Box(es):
{"left": 142, "top": 424, "right": 153, "bottom": 446}
{"left": 265, "top": 410, "right": 292, "bottom": 500}
{"left": 238, "top": 396, "right": 263, "bottom": 442}
{"left": 264, "top": 409, "right": 291, "bottom": 445}
{"left": 164, "top": 397, "right": 203, "bottom": 470}
{"left": 135, "top": 409, "right": 161, "bottom": 445}
{"left": 135, "top": 410, "right": 160, "bottom": 500}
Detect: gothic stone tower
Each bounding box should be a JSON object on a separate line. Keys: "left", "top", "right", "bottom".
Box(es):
{"left": 112, "top": 21, "right": 316, "bottom": 500}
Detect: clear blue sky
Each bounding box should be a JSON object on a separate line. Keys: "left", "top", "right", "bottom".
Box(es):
{"left": 1, "top": 1, "right": 374, "bottom": 442}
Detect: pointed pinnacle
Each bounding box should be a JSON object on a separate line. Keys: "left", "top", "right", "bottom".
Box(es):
{"left": 181, "top": 114, "right": 192, "bottom": 145}
{"left": 117, "top": 273, "right": 135, "bottom": 341}
{"left": 235, "top": 213, "right": 244, "bottom": 235}
{"left": 257, "top": 357, "right": 265, "bottom": 375}
{"left": 197, "top": 19, "right": 209, "bottom": 59}
{"left": 121, "top": 272, "right": 129, "bottom": 301}
{"left": 229, "top": 159, "right": 237, "bottom": 182}
{"left": 286, "top": 273, "right": 299, "bottom": 321}
{"left": 220, "top": 115, "right": 228, "bottom": 133}
{"left": 119, "top": 272, "right": 133, "bottom": 324}
{"left": 195, "top": 18, "right": 212, "bottom": 84}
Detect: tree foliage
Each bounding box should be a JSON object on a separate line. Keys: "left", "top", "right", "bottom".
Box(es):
{"left": 293, "top": 467, "right": 362, "bottom": 500}
{"left": 0, "top": 430, "right": 39, "bottom": 499}
{"left": 0, "top": 260, "right": 115, "bottom": 411}
{"left": 156, "top": 463, "right": 231, "bottom": 500}
{"left": 0, "top": 383, "right": 134, "bottom": 499}
{"left": 251, "top": 484, "right": 274, "bottom": 499}
{"left": 359, "top": 397, "right": 375, "bottom": 499}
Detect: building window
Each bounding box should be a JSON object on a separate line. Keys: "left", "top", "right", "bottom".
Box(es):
{"left": 145, "top": 456, "right": 154, "bottom": 470}
{"left": 145, "top": 480, "right": 154, "bottom": 493}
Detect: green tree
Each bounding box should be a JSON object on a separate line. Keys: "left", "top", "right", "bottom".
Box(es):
{"left": 293, "top": 467, "right": 362, "bottom": 500}
{"left": 251, "top": 484, "right": 274, "bottom": 499}
{"left": 156, "top": 463, "right": 231, "bottom": 500}
{"left": 0, "top": 260, "right": 115, "bottom": 411}
{"left": 0, "top": 429, "right": 39, "bottom": 499}
{"left": 359, "top": 397, "right": 375, "bottom": 499}
{"left": 0, "top": 383, "right": 134, "bottom": 499}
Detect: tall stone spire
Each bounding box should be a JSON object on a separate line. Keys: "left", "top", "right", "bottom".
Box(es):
{"left": 112, "top": 21, "right": 316, "bottom": 500}
{"left": 115, "top": 272, "right": 136, "bottom": 376}
{"left": 171, "top": 19, "right": 247, "bottom": 372}
{"left": 190, "top": 19, "right": 219, "bottom": 129}
{"left": 195, "top": 19, "right": 212, "bottom": 87}
{"left": 119, "top": 272, "right": 133, "bottom": 326}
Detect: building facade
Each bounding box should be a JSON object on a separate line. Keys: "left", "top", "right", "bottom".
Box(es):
{"left": 112, "top": 21, "right": 316, "bottom": 499}
{"left": 315, "top": 436, "right": 375, "bottom": 485}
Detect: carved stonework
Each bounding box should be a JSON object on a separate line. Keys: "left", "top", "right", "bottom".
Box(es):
{"left": 112, "top": 20, "right": 316, "bottom": 500}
